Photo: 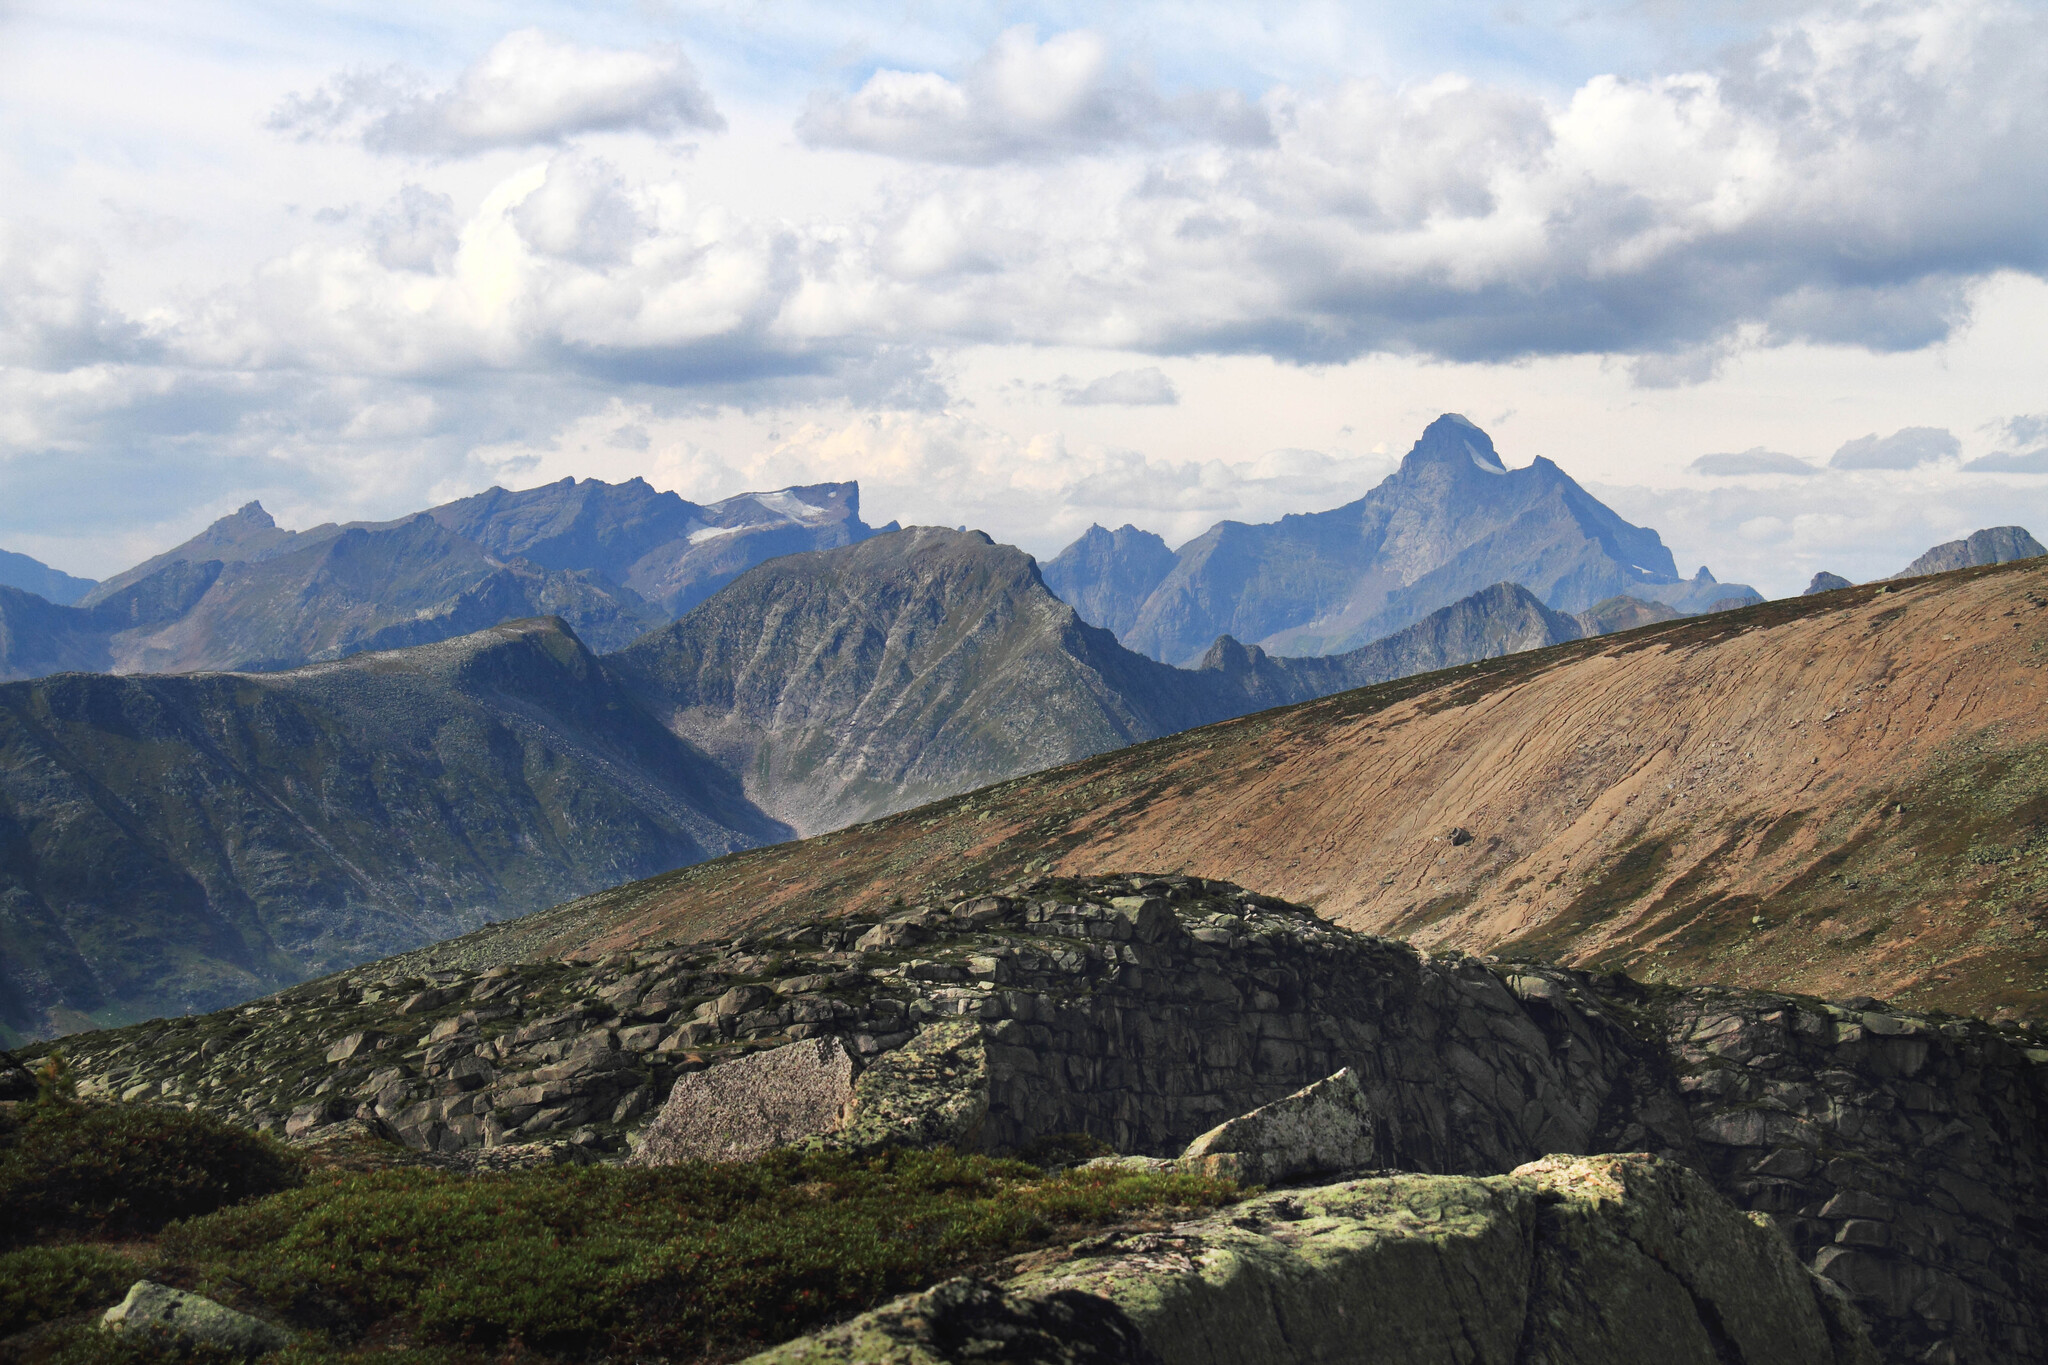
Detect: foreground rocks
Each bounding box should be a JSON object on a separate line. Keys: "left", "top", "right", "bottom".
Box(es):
{"left": 29, "top": 874, "right": 2048, "bottom": 1364}
{"left": 749, "top": 1153, "right": 1879, "bottom": 1365}
{"left": 101, "top": 1282, "right": 292, "bottom": 1360}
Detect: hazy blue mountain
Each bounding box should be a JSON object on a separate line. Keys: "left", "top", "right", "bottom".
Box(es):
{"left": 0, "top": 549, "right": 96, "bottom": 606}
{"left": 1040, "top": 523, "right": 1177, "bottom": 636}
{"left": 1892, "top": 526, "right": 2045, "bottom": 579}
{"left": 1623, "top": 566, "right": 1765, "bottom": 614}
{"left": 0, "top": 514, "right": 665, "bottom": 682}
{"left": 431, "top": 477, "right": 889, "bottom": 617}
{"left": 1052, "top": 414, "right": 1757, "bottom": 665}
{"left": 0, "top": 617, "right": 787, "bottom": 1041}
{"left": 1803, "top": 572, "right": 1854, "bottom": 595}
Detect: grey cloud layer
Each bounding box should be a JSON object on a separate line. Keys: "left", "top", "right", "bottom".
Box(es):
{"left": 1829, "top": 426, "right": 1960, "bottom": 470}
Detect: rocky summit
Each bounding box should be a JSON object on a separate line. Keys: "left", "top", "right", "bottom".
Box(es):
{"left": 30, "top": 874, "right": 2048, "bottom": 1364}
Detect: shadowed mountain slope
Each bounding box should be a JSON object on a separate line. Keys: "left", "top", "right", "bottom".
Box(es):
{"left": 1039, "top": 523, "right": 1177, "bottom": 637}
{"left": 447, "top": 556, "right": 2048, "bottom": 1023}
{"left": 0, "top": 618, "right": 786, "bottom": 1042}
{"left": 1051, "top": 414, "right": 1759, "bottom": 664}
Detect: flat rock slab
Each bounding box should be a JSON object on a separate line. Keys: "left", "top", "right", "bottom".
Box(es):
{"left": 631, "top": 1036, "right": 858, "bottom": 1165}
{"left": 1178, "top": 1066, "right": 1382, "bottom": 1185}
{"left": 102, "top": 1281, "right": 292, "bottom": 1359}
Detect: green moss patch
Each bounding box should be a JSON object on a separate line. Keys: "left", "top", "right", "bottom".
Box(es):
{"left": 140, "top": 1147, "right": 1239, "bottom": 1363}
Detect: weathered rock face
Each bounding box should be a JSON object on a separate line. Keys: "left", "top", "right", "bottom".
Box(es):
{"left": 747, "top": 1154, "right": 1879, "bottom": 1365}
{"left": 1177, "top": 1068, "right": 1384, "bottom": 1186}
{"left": 34, "top": 875, "right": 2048, "bottom": 1364}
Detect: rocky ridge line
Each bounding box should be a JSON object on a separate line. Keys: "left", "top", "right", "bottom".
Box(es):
{"left": 26, "top": 874, "right": 2048, "bottom": 1363}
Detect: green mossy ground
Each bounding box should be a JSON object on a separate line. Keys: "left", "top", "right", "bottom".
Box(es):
{"left": 0, "top": 1097, "right": 1241, "bottom": 1365}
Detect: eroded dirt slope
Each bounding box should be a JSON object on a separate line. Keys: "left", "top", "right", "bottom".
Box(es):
{"left": 418, "top": 559, "right": 2048, "bottom": 1021}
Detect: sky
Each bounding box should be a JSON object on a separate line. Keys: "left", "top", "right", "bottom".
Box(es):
{"left": 2, "top": 0, "right": 2046, "bottom": 596}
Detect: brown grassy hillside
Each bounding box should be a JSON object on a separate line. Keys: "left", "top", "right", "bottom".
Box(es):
{"left": 418, "top": 558, "right": 2048, "bottom": 1022}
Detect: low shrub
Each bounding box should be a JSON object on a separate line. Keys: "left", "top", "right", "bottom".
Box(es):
{"left": 0, "top": 1246, "right": 141, "bottom": 1336}
{"left": 0, "top": 1103, "right": 304, "bottom": 1247}
{"left": 160, "top": 1147, "right": 1240, "bottom": 1360}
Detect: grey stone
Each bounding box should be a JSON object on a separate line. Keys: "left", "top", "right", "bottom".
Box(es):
{"left": 746, "top": 1155, "right": 1878, "bottom": 1365}
{"left": 324, "top": 1031, "right": 383, "bottom": 1063}
{"left": 103, "top": 1281, "right": 292, "bottom": 1359}
{"left": 1178, "top": 1067, "right": 1383, "bottom": 1185}
{"left": 631, "top": 1036, "right": 860, "bottom": 1165}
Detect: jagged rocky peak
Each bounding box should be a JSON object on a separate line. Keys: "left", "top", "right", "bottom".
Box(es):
{"left": 1402, "top": 410, "right": 1509, "bottom": 474}
{"left": 1805, "top": 571, "right": 1855, "bottom": 595}
{"left": 35, "top": 872, "right": 2046, "bottom": 1362}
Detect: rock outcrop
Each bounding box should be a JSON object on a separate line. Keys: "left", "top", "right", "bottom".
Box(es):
{"left": 37, "top": 874, "right": 2047, "bottom": 1363}
{"left": 631, "top": 1035, "right": 857, "bottom": 1164}
{"left": 102, "top": 1282, "right": 292, "bottom": 1360}
{"left": 1175, "top": 1068, "right": 1383, "bottom": 1186}
{"left": 748, "top": 1154, "right": 1879, "bottom": 1365}
{"left": 1893, "top": 526, "right": 2045, "bottom": 580}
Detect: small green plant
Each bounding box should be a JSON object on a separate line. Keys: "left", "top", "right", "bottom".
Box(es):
{"left": 0, "top": 1246, "right": 141, "bottom": 1336}
{"left": 0, "top": 1103, "right": 304, "bottom": 1247}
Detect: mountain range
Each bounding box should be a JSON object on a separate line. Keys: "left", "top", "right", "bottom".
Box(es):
{"left": 453, "top": 552, "right": 2048, "bottom": 1027}
{"left": 0, "top": 481, "right": 885, "bottom": 683}
{"left": 1041, "top": 413, "right": 1762, "bottom": 664}
{"left": 0, "top": 526, "right": 1650, "bottom": 1039}
{"left": 3, "top": 413, "right": 2040, "bottom": 1040}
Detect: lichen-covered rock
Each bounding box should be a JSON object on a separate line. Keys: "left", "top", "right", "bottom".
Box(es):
{"left": 631, "top": 1036, "right": 858, "bottom": 1165}
{"left": 742, "top": 1276, "right": 1159, "bottom": 1365}
{"left": 832, "top": 1021, "right": 989, "bottom": 1155}
{"left": 746, "top": 1155, "right": 1878, "bottom": 1365}
{"left": 102, "top": 1281, "right": 292, "bottom": 1359}
{"left": 1178, "top": 1067, "right": 1383, "bottom": 1185}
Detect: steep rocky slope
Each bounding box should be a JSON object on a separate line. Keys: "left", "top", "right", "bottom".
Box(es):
{"left": 1050, "top": 414, "right": 1758, "bottom": 663}
{"left": 32, "top": 875, "right": 2046, "bottom": 1363}
{"left": 608, "top": 531, "right": 1603, "bottom": 836}
{"left": 606, "top": 528, "right": 1251, "bottom": 835}
{"left": 476, "top": 557, "right": 2048, "bottom": 1023}
{"left": 0, "top": 619, "right": 785, "bottom": 1042}
{"left": 1038, "top": 523, "right": 1177, "bottom": 637}
{"left": 430, "top": 477, "right": 887, "bottom": 617}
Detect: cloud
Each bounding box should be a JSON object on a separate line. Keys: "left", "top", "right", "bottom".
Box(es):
{"left": 269, "top": 29, "right": 724, "bottom": 157}
{"left": 369, "top": 185, "right": 458, "bottom": 273}
{"left": 0, "top": 221, "right": 154, "bottom": 370}
{"left": 797, "top": 26, "right": 1270, "bottom": 164}
{"left": 1059, "top": 367, "right": 1178, "bottom": 406}
{"left": 1997, "top": 413, "right": 2048, "bottom": 448}
{"left": 1962, "top": 449, "right": 2048, "bottom": 473}
{"left": 1828, "top": 426, "right": 1959, "bottom": 470}
{"left": 1690, "top": 448, "right": 1819, "bottom": 476}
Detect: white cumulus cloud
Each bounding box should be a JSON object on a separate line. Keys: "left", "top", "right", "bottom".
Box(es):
{"left": 269, "top": 29, "right": 725, "bottom": 157}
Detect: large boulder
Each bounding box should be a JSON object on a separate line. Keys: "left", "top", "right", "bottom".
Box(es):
{"left": 744, "top": 1154, "right": 1878, "bottom": 1365}
{"left": 1178, "top": 1067, "right": 1383, "bottom": 1186}
{"left": 631, "top": 1036, "right": 859, "bottom": 1165}
{"left": 102, "top": 1281, "right": 292, "bottom": 1360}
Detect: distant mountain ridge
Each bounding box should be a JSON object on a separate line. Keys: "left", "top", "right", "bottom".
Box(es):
{"left": 0, "top": 480, "right": 883, "bottom": 683}
{"left": 0, "top": 618, "right": 788, "bottom": 1040}
{"left": 0, "top": 527, "right": 1641, "bottom": 1038}
{"left": 1046, "top": 414, "right": 1761, "bottom": 663}
{"left": 0, "top": 549, "right": 95, "bottom": 606}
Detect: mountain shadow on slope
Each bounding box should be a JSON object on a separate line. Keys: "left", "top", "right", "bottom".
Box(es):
{"left": 0, "top": 618, "right": 786, "bottom": 1041}
{"left": 1046, "top": 414, "right": 1760, "bottom": 664}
